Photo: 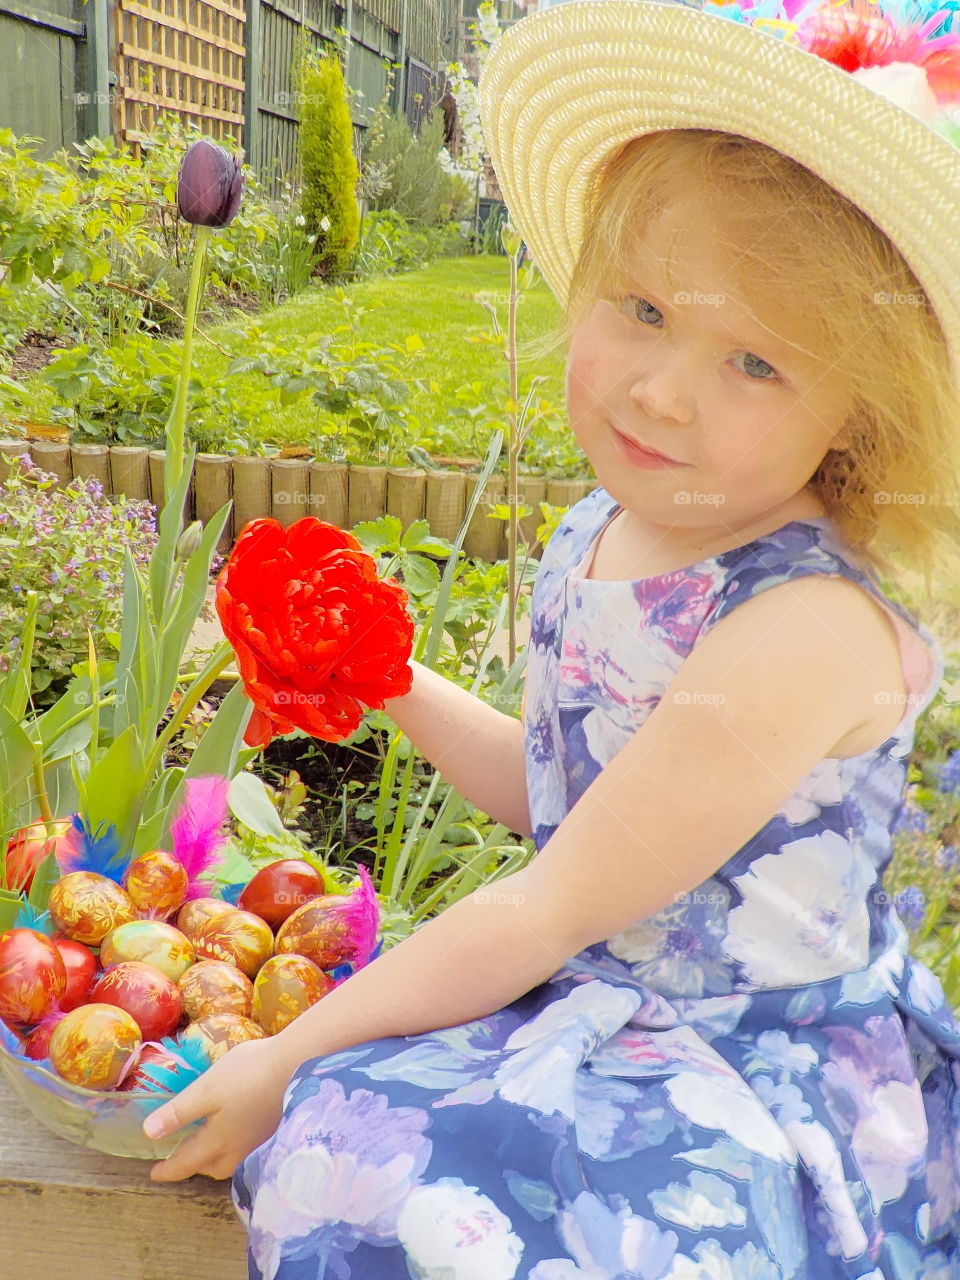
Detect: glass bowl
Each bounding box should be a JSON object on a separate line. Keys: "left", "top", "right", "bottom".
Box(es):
{"left": 0, "top": 1018, "right": 202, "bottom": 1159}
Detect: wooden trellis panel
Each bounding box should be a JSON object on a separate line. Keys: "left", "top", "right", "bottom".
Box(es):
{"left": 113, "top": 0, "right": 247, "bottom": 153}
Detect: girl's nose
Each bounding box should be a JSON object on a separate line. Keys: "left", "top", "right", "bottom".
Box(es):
{"left": 627, "top": 354, "right": 695, "bottom": 424}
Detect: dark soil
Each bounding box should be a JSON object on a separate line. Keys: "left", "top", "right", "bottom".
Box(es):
{"left": 3, "top": 331, "right": 75, "bottom": 381}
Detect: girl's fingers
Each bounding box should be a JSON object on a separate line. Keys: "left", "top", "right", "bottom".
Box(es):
{"left": 149, "top": 1129, "right": 209, "bottom": 1182}
{"left": 142, "top": 1081, "right": 208, "bottom": 1139}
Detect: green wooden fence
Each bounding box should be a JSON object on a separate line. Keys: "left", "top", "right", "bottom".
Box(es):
{"left": 0, "top": 0, "right": 471, "bottom": 195}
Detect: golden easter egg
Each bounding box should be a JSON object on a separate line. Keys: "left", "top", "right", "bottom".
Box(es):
{"left": 49, "top": 1003, "right": 142, "bottom": 1090}
{"left": 123, "top": 849, "right": 188, "bottom": 917}
{"left": 175, "top": 896, "right": 234, "bottom": 940}
{"left": 252, "top": 954, "right": 334, "bottom": 1036}
{"left": 274, "top": 895, "right": 353, "bottom": 971}
{"left": 48, "top": 872, "right": 138, "bottom": 945}
{"left": 191, "top": 909, "right": 273, "bottom": 978}
{"left": 181, "top": 1012, "right": 265, "bottom": 1062}
{"left": 179, "top": 959, "right": 254, "bottom": 1020}
{"left": 99, "top": 919, "right": 195, "bottom": 982}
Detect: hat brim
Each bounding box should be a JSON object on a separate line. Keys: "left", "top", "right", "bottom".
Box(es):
{"left": 477, "top": 0, "right": 960, "bottom": 383}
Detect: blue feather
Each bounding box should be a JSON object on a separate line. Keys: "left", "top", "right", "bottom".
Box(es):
{"left": 12, "top": 903, "right": 54, "bottom": 934}
{"left": 61, "top": 814, "right": 132, "bottom": 883}
{"left": 134, "top": 1034, "right": 214, "bottom": 1095}
{"left": 218, "top": 880, "right": 246, "bottom": 905}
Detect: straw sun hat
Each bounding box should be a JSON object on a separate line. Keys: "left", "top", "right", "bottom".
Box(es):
{"left": 476, "top": 0, "right": 960, "bottom": 383}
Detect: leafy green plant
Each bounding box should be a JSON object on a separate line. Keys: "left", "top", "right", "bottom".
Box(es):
{"left": 361, "top": 107, "right": 473, "bottom": 229}
{"left": 0, "top": 459, "right": 156, "bottom": 697}
{"left": 298, "top": 46, "right": 360, "bottom": 278}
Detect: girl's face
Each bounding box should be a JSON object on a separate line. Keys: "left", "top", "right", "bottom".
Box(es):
{"left": 566, "top": 201, "right": 853, "bottom": 535}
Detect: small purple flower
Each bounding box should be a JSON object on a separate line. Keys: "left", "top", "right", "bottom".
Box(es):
{"left": 935, "top": 844, "right": 960, "bottom": 872}
{"left": 936, "top": 748, "right": 960, "bottom": 796}
{"left": 892, "top": 795, "right": 928, "bottom": 835}
{"left": 895, "top": 885, "right": 926, "bottom": 932}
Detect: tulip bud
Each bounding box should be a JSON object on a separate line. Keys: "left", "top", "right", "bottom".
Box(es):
{"left": 175, "top": 520, "right": 203, "bottom": 562}
{"left": 176, "top": 139, "right": 245, "bottom": 228}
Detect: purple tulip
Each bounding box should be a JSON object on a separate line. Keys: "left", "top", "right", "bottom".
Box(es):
{"left": 176, "top": 138, "right": 245, "bottom": 227}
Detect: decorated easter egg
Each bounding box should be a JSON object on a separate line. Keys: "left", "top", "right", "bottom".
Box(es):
{"left": 48, "top": 872, "right": 138, "bottom": 945}
{"left": 179, "top": 959, "right": 254, "bottom": 1021}
{"left": 176, "top": 896, "right": 234, "bottom": 940}
{"left": 4, "top": 819, "right": 71, "bottom": 893}
{"left": 191, "top": 909, "right": 273, "bottom": 978}
{"left": 49, "top": 1003, "right": 141, "bottom": 1090}
{"left": 238, "top": 859, "right": 326, "bottom": 929}
{"left": 124, "top": 850, "right": 188, "bottom": 917}
{"left": 252, "top": 954, "right": 333, "bottom": 1036}
{"left": 52, "top": 937, "right": 99, "bottom": 1012}
{"left": 182, "top": 1012, "right": 265, "bottom": 1062}
{"left": 100, "top": 920, "right": 195, "bottom": 982}
{"left": 23, "top": 1011, "right": 66, "bottom": 1061}
{"left": 274, "top": 897, "right": 356, "bottom": 971}
{"left": 0, "top": 928, "right": 67, "bottom": 1024}
{"left": 91, "top": 961, "right": 183, "bottom": 1041}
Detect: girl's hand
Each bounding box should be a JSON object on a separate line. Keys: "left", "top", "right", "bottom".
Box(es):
{"left": 142, "top": 1037, "right": 295, "bottom": 1182}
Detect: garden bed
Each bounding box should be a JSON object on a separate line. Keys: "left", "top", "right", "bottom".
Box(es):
{"left": 0, "top": 438, "right": 597, "bottom": 559}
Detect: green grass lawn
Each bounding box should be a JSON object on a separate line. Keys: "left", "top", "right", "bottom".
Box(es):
{"left": 191, "top": 253, "right": 578, "bottom": 468}
{"left": 7, "top": 253, "right": 586, "bottom": 473}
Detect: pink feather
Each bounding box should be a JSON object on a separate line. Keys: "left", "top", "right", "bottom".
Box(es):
{"left": 337, "top": 864, "right": 380, "bottom": 971}
{"left": 170, "top": 776, "right": 231, "bottom": 901}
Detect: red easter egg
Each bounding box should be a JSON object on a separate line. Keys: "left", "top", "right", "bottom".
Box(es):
{"left": 238, "top": 859, "right": 326, "bottom": 929}
{"left": 4, "top": 819, "right": 71, "bottom": 893}
{"left": 252, "top": 953, "right": 334, "bottom": 1035}
{"left": 91, "top": 961, "right": 183, "bottom": 1041}
{"left": 49, "top": 1003, "right": 141, "bottom": 1090}
{"left": 191, "top": 909, "right": 273, "bottom": 978}
{"left": 124, "top": 849, "right": 188, "bottom": 917}
{"left": 0, "top": 928, "right": 67, "bottom": 1024}
{"left": 178, "top": 960, "right": 254, "bottom": 1020}
{"left": 52, "top": 937, "right": 99, "bottom": 1012}
{"left": 117, "top": 1041, "right": 199, "bottom": 1092}
{"left": 176, "top": 896, "right": 233, "bottom": 940}
{"left": 48, "top": 871, "right": 137, "bottom": 945}
{"left": 24, "top": 1011, "right": 67, "bottom": 1060}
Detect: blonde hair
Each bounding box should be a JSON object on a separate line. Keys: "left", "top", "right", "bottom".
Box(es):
{"left": 522, "top": 129, "right": 960, "bottom": 616}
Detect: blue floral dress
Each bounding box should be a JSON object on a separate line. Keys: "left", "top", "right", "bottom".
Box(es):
{"left": 232, "top": 485, "right": 960, "bottom": 1280}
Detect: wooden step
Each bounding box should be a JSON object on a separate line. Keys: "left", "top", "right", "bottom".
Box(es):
{"left": 0, "top": 1075, "right": 247, "bottom": 1279}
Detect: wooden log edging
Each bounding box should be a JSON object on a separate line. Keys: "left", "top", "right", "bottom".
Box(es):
{"left": 0, "top": 440, "right": 598, "bottom": 561}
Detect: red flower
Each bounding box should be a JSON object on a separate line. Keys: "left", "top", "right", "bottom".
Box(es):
{"left": 215, "top": 518, "right": 414, "bottom": 748}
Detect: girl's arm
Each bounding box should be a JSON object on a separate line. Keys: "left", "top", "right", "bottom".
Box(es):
{"left": 383, "top": 658, "right": 532, "bottom": 838}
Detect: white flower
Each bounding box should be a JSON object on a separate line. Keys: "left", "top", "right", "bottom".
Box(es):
{"left": 648, "top": 1169, "right": 747, "bottom": 1230}
{"left": 723, "top": 830, "right": 873, "bottom": 986}
{"left": 665, "top": 1071, "right": 796, "bottom": 1161}
{"left": 294, "top": 213, "right": 305, "bottom": 227}
{"left": 851, "top": 1079, "right": 928, "bottom": 1209}
{"left": 779, "top": 1119, "right": 868, "bottom": 1258}
{"left": 850, "top": 62, "right": 943, "bottom": 126}
{"left": 396, "top": 1178, "right": 524, "bottom": 1279}
{"left": 319, "top": 215, "right": 331, "bottom": 232}
{"left": 781, "top": 759, "right": 843, "bottom": 825}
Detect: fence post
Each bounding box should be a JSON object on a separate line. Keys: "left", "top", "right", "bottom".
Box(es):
{"left": 84, "top": 0, "right": 114, "bottom": 140}
{"left": 243, "top": 0, "right": 262, "bottom": 172}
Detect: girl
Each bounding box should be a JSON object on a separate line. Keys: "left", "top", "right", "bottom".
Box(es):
{"left": 145, "top": 1, "right": 960, "bottom": 1275}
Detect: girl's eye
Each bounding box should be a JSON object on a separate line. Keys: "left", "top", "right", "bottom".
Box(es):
{"left": 734, "top": 351, "right": 779, "bottom": 382}
{"left": 620, "top": 295, "right": 662, "bottom": 325}
{"left": 619, "top": 295, "right": 781, "bottom": 383}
